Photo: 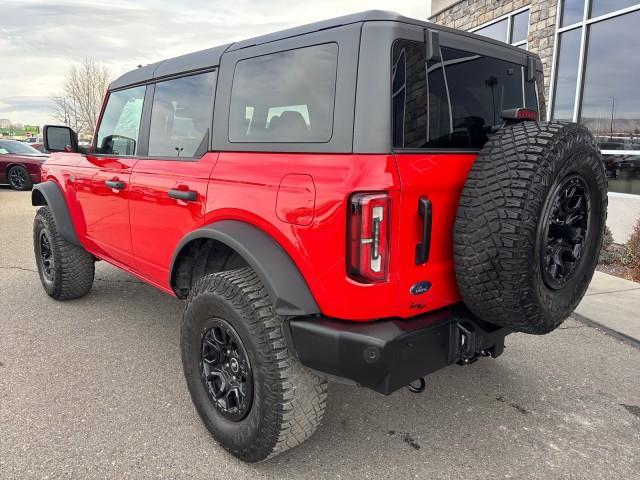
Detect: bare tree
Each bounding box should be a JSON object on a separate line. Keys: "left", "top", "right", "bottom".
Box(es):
{"left": 52, "top": 59, "right": 111, "bottom": 138}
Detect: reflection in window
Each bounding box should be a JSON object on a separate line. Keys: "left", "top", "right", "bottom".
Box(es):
{"left": 605, "top": 155, "right": 640, "bottom": 195}
{"left": 474, "top": 19, "right": 508, "bottom": 42}
{"left": 511, "top": 10, "right": 529, "bottom": 43}
{"left": 96, "top": 85, "right": 146, "bottom": 155}
{"left": 580, "top": 10, "right": 640, "bottom": 153}
{"left": 391, "top": 40, "right": 537, "bottom": 150}
{"left": 229, "top": 43, "right": 338, "bottom": 143}
{"left": 148, "top": 71, "right": 216, "bottom": 157}
{"left": 551, "top": 28, "right": 581, "bottom": 120}
{"left": 561, "top": 0, "right": 584, "bottom": 26}
{"left": 590, "top": 0, "right": 638, "bottom": 18}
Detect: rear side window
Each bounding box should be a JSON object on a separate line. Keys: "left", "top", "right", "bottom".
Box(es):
{"left": 392, "top": 40, "right": 538, "bottom": 149}
{"left": 96, "top": 85, "right": 146, "bottom": 155}
{"left": 148, "top": 71, "right": 216, "bottom": 157}
{"left": 229, "top": 43, "right": 338, "bottom": 143}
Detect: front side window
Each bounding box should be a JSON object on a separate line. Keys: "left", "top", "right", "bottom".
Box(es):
{"left": 392, "top": 40, "right": 538, "bottom": 150}
{"left": 229, "top": 43, "right": 338, "bottom": 143}
{"left": 95, "top": 86, "right": 145, "bottom": 155}
{"left": 148, "top": 71, "right": 216, "bottom": 157}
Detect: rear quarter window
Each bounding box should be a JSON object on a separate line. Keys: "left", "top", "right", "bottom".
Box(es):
{"left": 392, "top": 39, "right": 538, "bottom": 150}
{"left": 228, "top": 43, "right": 338, "bottom": 143}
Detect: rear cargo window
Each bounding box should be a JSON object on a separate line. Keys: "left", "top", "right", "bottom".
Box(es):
{"left": 392, "top": 40, "right": 538, "bottom": 150}
{"left": 229, "top": 43, "right": 338, "bottom": 143}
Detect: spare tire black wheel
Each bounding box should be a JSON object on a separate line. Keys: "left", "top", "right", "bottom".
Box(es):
{"left": 454, "top": 121, "right": 607, "bottom": 334}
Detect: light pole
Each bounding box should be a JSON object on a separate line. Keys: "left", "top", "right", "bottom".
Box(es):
{"left": 609, "top": 96, "right": 616, "bottom": 140}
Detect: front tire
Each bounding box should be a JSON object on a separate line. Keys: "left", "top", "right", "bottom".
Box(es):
{"left": 181, "top": 268, "right": 327, "bottom": 462}
{"left": 33, "top": 206, "right": 95, "bottom": 300}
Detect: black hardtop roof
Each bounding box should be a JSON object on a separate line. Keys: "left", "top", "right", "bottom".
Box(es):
{"left": 109, "top": 9, "right": 537, "bottom": 90}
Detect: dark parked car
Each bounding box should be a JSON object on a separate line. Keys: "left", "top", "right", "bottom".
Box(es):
{"left": 0, "top": 140, "right": 47, "bottom": 190}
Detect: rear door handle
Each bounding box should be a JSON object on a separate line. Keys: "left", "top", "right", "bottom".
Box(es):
{"left": 415, "top": 197, "right": 432, "bottom": 265}
{"left": 105, "top": 180, "right": 126, "bottom": 190}
{"left": 168, "top": 189, "right": 197, "bottom": 202}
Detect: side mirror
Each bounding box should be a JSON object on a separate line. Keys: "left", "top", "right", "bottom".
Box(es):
{"left": 43, "top": 125, "right": 78, "bottom": 153}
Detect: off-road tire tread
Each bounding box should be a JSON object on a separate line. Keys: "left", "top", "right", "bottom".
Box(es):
{"left": 454, "top": 121, "right": 607, "bottom": 334}
{"left": 183, "top": 268, "right": 327, "bottom": 462}
{"left": 34, "top": 206, "right": 94, "bottom": 300}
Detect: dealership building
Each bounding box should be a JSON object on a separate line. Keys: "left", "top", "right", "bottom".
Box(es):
{"left": 428, "top": 0, "right": 640, "bottom": 242}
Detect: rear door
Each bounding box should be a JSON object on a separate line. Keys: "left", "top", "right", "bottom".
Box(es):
{"left": 391, "top": 33, "right": 539, "bottom": 313}
{"left": 129, "top": 70, "right": 218, "bottom": 288}
{"left": 76, "top": 85, "right": 145, "bottom": 266}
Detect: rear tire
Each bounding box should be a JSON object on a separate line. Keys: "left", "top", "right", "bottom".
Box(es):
{"left": 454, "top": 122, "right": 607, "bottom": 334}
{"left": 8, "top": 165, "right": 32, "bottom": 191}
{"left": 181, "top": 268, "right": 327, "bottom": 462}
{"left": 33, "top": 206, "right": 95, "bottom": 300}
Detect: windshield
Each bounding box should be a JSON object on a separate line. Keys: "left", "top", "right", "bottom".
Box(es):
{"left": 0, "top": 140, "right": 43, "bottom": 155}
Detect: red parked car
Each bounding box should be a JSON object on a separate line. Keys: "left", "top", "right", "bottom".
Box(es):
{"left": 0, "top": 139, "right": 47, "bottom": 190}
{"left": 32, "top": 11, "right": 606, "bottom": 462}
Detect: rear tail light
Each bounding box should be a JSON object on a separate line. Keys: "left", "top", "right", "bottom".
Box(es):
{"left": 348, "top": 192, "right": 391, "bottom": 283}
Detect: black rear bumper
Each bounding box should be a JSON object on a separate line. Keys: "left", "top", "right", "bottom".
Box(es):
{"left": 285, "top": 305, "right": 509, "bottom": 395}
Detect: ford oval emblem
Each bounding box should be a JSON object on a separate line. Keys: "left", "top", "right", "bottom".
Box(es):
{"left": 410, "top": 281, "right": 432, "bottom": 295}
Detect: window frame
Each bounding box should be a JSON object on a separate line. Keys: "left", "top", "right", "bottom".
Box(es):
{"left": 469, "top": 5, "right": 531, "bottom": 49}
{"left": 211, "top": 23, "right": 360, "bottom": 154}
{"left": 548, "top": 1, "right": 640, "bottom": 154}
{"left": 91, "top": 68, "right": 218, "bottom": 162}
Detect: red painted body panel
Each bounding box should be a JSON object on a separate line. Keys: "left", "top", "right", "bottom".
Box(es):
{"left": 129, "top": 153, "right": 219, "bottom": 284}
{"left": 45, "top": 149, "right": 477, "bottom": 322}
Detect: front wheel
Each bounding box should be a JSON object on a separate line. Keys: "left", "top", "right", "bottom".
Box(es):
{"left": 33, "top": 206, "right": 95, "bottom": 300}
{"left": 181, "top": 268, "right": 327, "bottom": 462}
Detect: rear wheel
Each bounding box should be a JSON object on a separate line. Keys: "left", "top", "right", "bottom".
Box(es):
{"left": 181, "top": 268, "right": 327, "bottom": 462}
{"left": 454, "top": 122, "right": 607, "bottom": 334}
{"left": 8, "top": 165, "right": 32, "bottom": 191}
{"left": 33, "top": 206, "right": 95, "bottom": 300}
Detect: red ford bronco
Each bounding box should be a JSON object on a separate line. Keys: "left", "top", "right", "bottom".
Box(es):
{"left": 34, "top": 11, "right": 607, "bottom": 462}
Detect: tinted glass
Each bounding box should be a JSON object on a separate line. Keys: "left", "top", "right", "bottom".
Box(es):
{"left": 551, "top": 28, "right": 581, "bottom": 120}
{"left": 474, "top": 19, "right": 508, "bottom": 42}
{"left": 511, "top": 10, "right": 530, "bottom": 43}
{"left": 580, "top": 10, "right": 640, "bottom": 153}
{"left": 561, "top": 0, "right": 584, "bottom": 26}
{"left": 148, "top": 71, "right": 216, "bottom": 157}
{"left": 591, "top": 0, "right": 638, "bottom": 18}
{"left": 391, "top": 40, "right": 537, "bottom": 149}
{"left": 229, "top": 43, "right": 338, "bottom": 143}
{"left": 95, "top": 86, "right": 145, "bottom": 155}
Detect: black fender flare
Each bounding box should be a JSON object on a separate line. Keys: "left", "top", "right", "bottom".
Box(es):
{"left": 32, "top": 181, "right": 80, "bottom": 246}
{"left": 170, "top": 220, "right": 320, "bottom": 317}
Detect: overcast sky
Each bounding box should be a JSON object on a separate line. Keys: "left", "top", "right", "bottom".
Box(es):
{"left": 0, "top": 0, "right": 428, "bottom": 127}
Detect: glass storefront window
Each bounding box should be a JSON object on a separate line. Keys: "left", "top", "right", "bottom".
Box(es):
{"left": 561, "top": 0, "right": 585, "bottom": 26}
{"left": 580, "top": 10, "right": 640, "bottom": 153}
{"left": 551, "top": 28, "right": 581, "bottom": 120}
{"left": 605, "top": 155, "right": 640, "bottom": 195}
{"left": 591, "top": 0, "right": 638, "bottom": 18}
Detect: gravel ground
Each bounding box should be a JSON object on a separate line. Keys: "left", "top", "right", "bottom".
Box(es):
{"left": 1, "top": 187, "right": 639, "bottom": 479}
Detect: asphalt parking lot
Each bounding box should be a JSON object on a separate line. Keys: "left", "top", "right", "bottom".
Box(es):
{"left": 1, "top": 186, "right": 639, "bottom": 479}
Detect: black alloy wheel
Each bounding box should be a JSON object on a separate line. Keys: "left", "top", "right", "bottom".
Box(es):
{"left": 540, "top": 174, "right": 591, "bottom": 290}
{"left": 8, "top": 166, "right": 29, "bottom": 190}
{"left": 200, "top": 318, "right": 253, "bottom": 421}
{"left": 38, "top": 230, "right": 54, "bottom": 282}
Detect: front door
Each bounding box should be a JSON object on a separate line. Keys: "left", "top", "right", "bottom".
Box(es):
{"left": 128, "top": 71, "right": 218, "bottom": 288}
{"left": 75, "top": 85, "right": 146, "bottom": 267}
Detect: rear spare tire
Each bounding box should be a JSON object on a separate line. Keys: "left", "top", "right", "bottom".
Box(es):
{"left": 454, "top": 122, "right": 607, "bottom": 334}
